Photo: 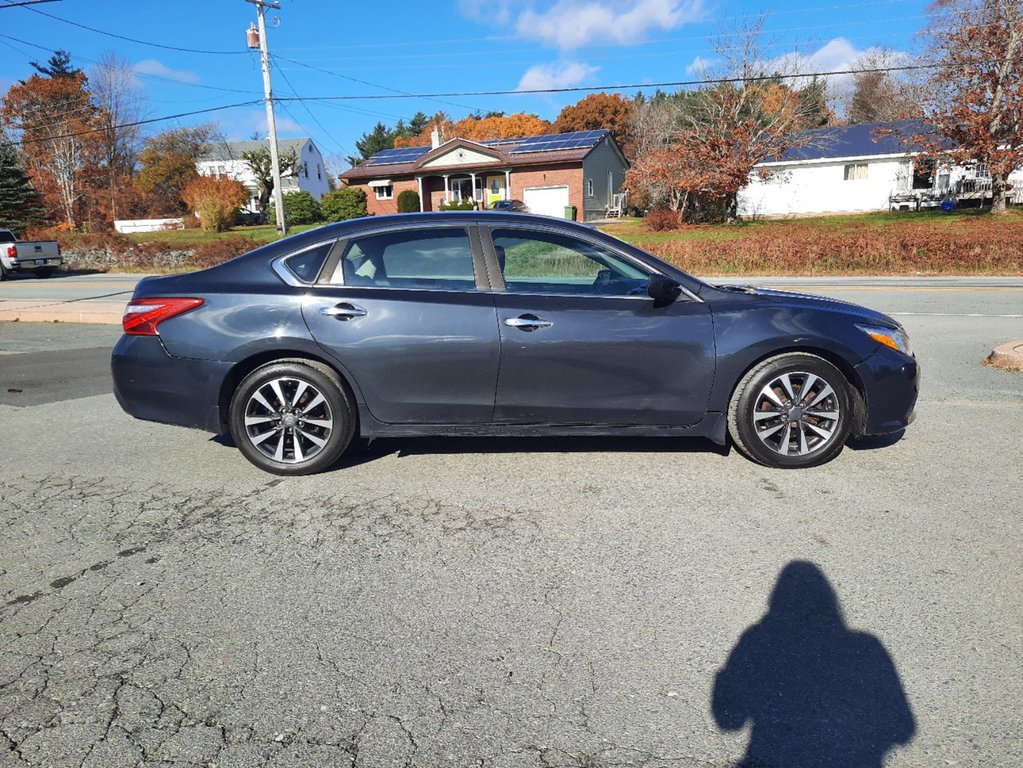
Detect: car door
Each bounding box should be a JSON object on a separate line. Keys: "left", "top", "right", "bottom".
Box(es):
{"left": 301, "top": 223, "right": 500, "bottom": 424}
{"left": 483, "top": 225, "right": 715, "bottom": 427}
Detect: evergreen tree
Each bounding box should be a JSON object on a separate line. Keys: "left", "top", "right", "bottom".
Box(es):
{"left": 0, "top": 140, "right": 46, "bottom": 234}
{"left": 30, "top": 50, "right": 81, "bottom": 79}
{"left": 347, "top": 122, "right": 395, "bottom": 166}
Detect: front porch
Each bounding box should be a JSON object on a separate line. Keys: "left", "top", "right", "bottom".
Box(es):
{"left": 416, "top": 170, "right": 512, "bottom": 211}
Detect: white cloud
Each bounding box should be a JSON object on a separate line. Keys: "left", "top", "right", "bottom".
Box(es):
{"left": 514, "top": 0, "right": 705, "bottom": 50}
{"left": 516, "top": 61, "right": 599, "bottom": 91}
{"left": 686, "top": 55, "right": 714, "bottom": 75}
{"left": 459, "top": 0, "right": 513, "bottom": 25}
{"left": 228, "top": 110, "right": 305, "bottom": 141}
{"left": 133, "top": 59, "right": 201, "bottom": 85}
{"left": 766, "top": 38, "right": 911, "bottom": 100}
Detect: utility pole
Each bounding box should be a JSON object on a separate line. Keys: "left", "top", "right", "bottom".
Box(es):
{"left": 246, "top": 0, "right": 286, "bottom": 236}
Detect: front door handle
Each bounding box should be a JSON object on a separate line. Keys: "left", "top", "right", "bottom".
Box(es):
{"left": 320, "top": 303, "right": 367, "bottom": 320}
{"left": 504, "top": 314, "right": 553, "bottom": 331}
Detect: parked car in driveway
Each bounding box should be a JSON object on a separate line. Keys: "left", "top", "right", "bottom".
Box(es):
{"left": 488, "top": 199, "right": 529, "bottom": 212}
{"left": 111, "top": 212, "right": 918, "bottom": 475}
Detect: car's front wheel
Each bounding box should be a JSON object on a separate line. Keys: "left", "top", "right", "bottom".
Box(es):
{"left": 728, "top": 353, "right": 853, "bottom": 469}
{"left": 229, "top": 361, "right": 355, "bottom": 475}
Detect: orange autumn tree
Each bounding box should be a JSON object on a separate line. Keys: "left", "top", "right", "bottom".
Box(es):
{"left": 1, "top": 64, "right": 105, "bottom": 229}
{"left": 921, "top": 0, "right": 1023, "bottom": 214}
{"left": 393, "top": 112, "right": 553, "bottom": 147}
{"left": 554, "top": 92, "right": 635, "bottom": 156}
{"left": 181, "top": 176, "right": 248, "bottom": 233}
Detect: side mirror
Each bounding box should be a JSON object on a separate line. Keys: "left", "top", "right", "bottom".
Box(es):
{"left": 647, "top": 274, "right": 683, "bottom": 307}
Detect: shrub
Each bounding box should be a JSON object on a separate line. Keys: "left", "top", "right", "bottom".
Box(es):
{"left": 269, "top": 191, "right": 323, "bottom": 226}
{"left": 645, "top": 208, "right": 681, "bottom": 231}
{"left": 396, "top": 189, "right": 420, "bottom": 213}
{"left": 440, "top": 199, "right": 477, "bottom": 211}
{"left": 181, "top": 176, "right": 248, "bottom": 233}
{"left": 321, "top": 187, "right": 367, "bottom": 222}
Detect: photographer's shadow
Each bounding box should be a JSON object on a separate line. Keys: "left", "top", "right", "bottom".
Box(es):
{"left": 713, "top": 561, "right": 915, "bottom": 767}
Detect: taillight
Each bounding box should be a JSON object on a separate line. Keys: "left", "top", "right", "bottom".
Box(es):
{"left": 122, "top": 297, "right": 203, "bottom": 336}
{"left": 5, "top": 246, "right": 14, "bottom": 258}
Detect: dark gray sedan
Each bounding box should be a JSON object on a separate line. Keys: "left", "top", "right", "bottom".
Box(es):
{"left": 112, "top": 212, "right": 918, "bottom": 474}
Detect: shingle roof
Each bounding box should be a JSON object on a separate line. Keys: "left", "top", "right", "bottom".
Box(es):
{"left": 768, "top": 120, "right": 947, "bottom": 163}
{"left": 200, "top": 138, "right": 311, "bottom": 162}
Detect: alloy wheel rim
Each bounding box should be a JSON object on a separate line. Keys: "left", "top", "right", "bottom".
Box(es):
{"left": 243, "top": 376, "right": 333, "bottom": 464}
{"left": 751, "top": 371, "right": 841, "bottom": 457}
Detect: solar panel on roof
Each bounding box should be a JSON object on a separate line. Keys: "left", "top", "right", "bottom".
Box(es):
{"left": 509, "top": 129, "right": 607, "bottom": 154}
{"left": 366, "top": 146, "right": 430, "bottom": 165}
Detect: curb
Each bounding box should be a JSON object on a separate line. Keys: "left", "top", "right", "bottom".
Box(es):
{"left": 986, "top": 339, "right": 1023, "bottom": 373}
{"left": 0, "top": 300, "right": 124, "bottom": 325}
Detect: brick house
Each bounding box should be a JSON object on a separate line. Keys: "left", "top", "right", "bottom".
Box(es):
{"left": 340, "top": 129, "right": 629, "bottom": 221}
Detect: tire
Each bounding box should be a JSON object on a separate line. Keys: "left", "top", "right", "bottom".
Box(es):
{"left": 229, "top": 361, "right": 355, "bottom": 475}
{"left": 0, "top": 263, "right": 8, "bottom": 281}
{"left": 727, "top": 353, "right": 853, "bottom": 469}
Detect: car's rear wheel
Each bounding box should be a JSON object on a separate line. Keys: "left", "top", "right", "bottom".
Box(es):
{"left": 229, "top": 361, "right": 355, "bottom": 475}
{"left": 728, "top": 353, "right": 852, "bottom": 469}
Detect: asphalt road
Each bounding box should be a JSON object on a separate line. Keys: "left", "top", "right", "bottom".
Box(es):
{"left": 0, "top": 280, "right": 1021, "bottom": 768}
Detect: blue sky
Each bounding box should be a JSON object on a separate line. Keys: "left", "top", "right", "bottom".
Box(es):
{"left": 1, "top": 0, "right": 931, "bottom": 173}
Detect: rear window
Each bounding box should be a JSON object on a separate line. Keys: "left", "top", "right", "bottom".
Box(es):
{"left": 0, "top": 230, "right": 15, "bottom": 244}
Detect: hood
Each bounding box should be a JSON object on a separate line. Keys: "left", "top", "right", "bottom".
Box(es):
{"left": 714, "top": 284, "right": 902, "bottom": 329}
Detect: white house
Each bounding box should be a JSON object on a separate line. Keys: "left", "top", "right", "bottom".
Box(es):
{"left": 197, "top": 137, "right": 331, "bottom": 214}
{"left": 738, "top": 121, "right": 1023, "bottom": 218}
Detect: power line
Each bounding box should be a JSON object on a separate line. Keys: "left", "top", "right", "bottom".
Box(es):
{"left": 7, "top": 58, "right": 1003, "bottom": 148}
{"left": 12, "top": 100, "right": 264, "bottom": 146}
{"left": 0, "top": 0, "right": 60, "bottom": 7}
{"left": 270, "top": 57, "right": 349, "bottom": 156}
{"left": 21, "top": 4, "right": 249, "bottom": 55}
{"left": 273, "top": 55, "right": 480, "bottom": 113}
{"left": 0, "top": 32, "right": 263, "bottom": 96}
{"left": 274, "top": 60, "right": 964, "bottom": 103}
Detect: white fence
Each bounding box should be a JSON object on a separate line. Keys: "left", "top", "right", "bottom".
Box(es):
{"left": 114, "top": 218, "right": 185, "bottom": 234}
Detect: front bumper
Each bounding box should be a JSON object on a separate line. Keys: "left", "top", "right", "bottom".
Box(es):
{"left": 111, "top": 335, "right": 232, "bottom": 433}
{"left": 854, "top": 346, "right": 920, "bottom": 436}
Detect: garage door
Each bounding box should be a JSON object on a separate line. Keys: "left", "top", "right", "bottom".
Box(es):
{"left": 523, "top": 185, "right": 569, "bottom": 218}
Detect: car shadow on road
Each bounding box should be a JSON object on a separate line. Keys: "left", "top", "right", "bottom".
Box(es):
{"left": 362, "top": 435, "right": 729, "bottom": 461}
{"left": 713, "top": 561, "right": 915, "bottom": 768}
{"left": 210, "top": 434, "right": 731, "bottom": 469}
{"left": 847, "top": 430, "right": 906, "bottom": 451}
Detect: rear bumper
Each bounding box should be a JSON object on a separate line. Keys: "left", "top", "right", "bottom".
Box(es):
{"left": 111, "top": 335, "right": 232, "bottom": 433}
{"left": 6, "top": 257, "right": 61, "bottom": 271}
{"left": 855, "top": 347, "right": 920, "bottom": 436}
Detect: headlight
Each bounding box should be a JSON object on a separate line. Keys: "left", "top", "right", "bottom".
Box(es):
{"left": 856, "top": 323, "right": 912, "bottom": 356}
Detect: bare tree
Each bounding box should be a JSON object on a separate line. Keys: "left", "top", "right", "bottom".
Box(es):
{"left": 90, "top": 52, "right": 147, "bottom": 221}
{"left": 921, "top": 0, "right": 1023, "bottom": 214}
{"left": 845, "top": 49, "right": 925, "bottom": 123}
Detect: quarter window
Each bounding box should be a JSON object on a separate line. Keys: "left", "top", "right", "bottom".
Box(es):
{"left": 490, "top": 228, "right": 648, "bottom": 296}
{"left": 330, "top": 229, "right": 475, "bottom": 291}
{"left": 284, "top": 240, "right": 335, "bottom": 283}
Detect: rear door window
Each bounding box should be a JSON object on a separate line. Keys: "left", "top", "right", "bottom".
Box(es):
{"left": 329, "top": 229, "right": 477, "bottom": 291}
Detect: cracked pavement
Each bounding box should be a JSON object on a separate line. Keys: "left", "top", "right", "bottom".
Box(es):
{"left": 1, "top": 284, "right": 1022, "bottom": 768}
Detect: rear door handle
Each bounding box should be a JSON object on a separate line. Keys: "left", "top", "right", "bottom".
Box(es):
{"left": 504, "top": 314, "right": 553, "bottom": 331}
{"left": 320, "top": 303, "right": 367, "bottom": 320}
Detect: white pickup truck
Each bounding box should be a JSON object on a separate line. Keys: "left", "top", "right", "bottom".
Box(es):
{"left": 0, "top": 229, "right": 62, "bottom": 279}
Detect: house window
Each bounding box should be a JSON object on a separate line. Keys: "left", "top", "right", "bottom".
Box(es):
{"left": 450, "top": 177, "right": 474, "bottom": 201}
{"left": 374, "top": 184, "right": 394, "bottom": 200}
{"left": 303, "top": 162, "right": 309, "bottom": 178}
{"left": 586, "top": 178, "right": 594, "bottom": 197}
{"left": 844, "top": 163, "right": 868, "bottom": 181}
{"left": 317, "top": 163, "right": 322, "bottom": 180}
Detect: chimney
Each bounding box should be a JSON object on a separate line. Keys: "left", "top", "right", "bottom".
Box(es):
{"left": 431, "top": 127, "right": 441, "bottom": 149}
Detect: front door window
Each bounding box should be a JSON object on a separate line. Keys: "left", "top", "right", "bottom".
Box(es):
{"left": 487, "top": 175, "right": 506, "bottom": 205}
